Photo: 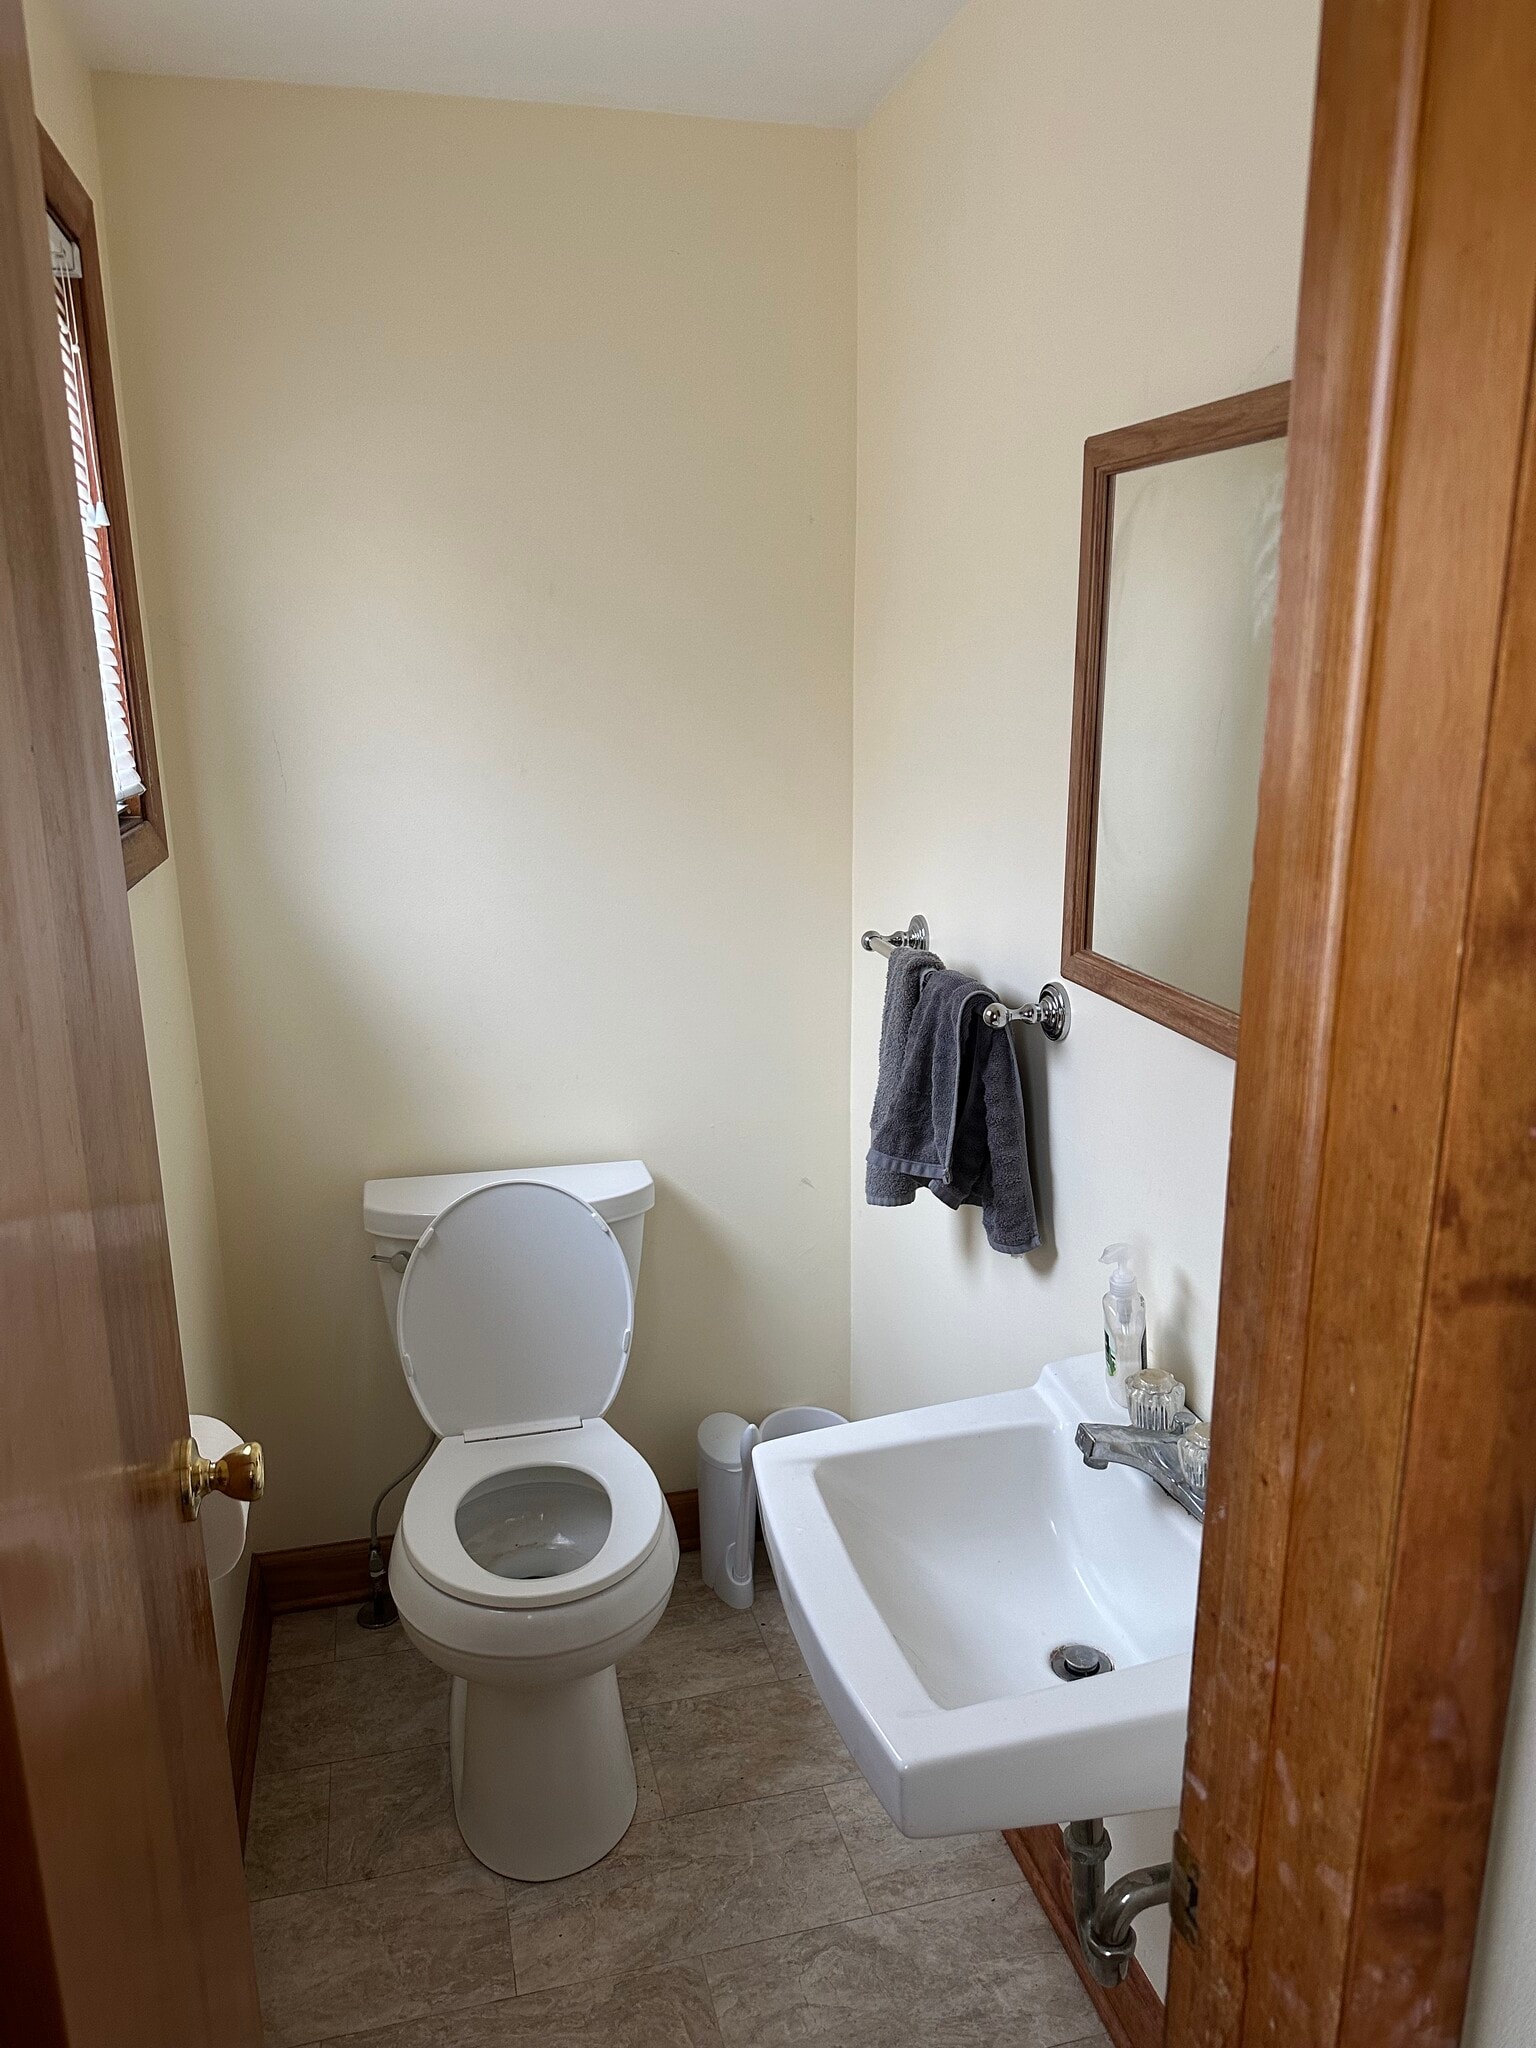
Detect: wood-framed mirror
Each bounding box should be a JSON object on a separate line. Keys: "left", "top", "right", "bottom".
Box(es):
{"left": 1062, "top": 382, "right": 1290, "bottom": 1057}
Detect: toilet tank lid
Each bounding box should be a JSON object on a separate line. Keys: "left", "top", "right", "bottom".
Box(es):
{"left": 364, "top": 1160, "right": 654, "bottom": 1240}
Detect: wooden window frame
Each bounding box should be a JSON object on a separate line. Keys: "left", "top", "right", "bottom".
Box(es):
{"left": 1061, "top": 382, "right": 1290, "bottom": 1060}
{"left": 39, "top": 123, "right": 167, "bottom": 890}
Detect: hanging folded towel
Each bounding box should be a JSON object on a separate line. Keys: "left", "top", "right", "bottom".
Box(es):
{"left": 865, "top": 941, "right": 942, "bottom": 1209}
{"left": 866, "top": 955, "right": 1040, "bottom": 1255}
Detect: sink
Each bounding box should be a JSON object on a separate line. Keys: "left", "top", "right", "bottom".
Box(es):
{"left": 752, "top": 1352, "right": 1201, "bottom": 1836}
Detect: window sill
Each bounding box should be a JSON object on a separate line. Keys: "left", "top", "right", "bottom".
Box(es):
{"left": 122, "top": 811, "right": 168, "bottom": 890}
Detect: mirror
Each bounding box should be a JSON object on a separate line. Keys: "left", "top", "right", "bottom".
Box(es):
{"left": 1062, "top": 383, "right": 1289, "bottom": 1057}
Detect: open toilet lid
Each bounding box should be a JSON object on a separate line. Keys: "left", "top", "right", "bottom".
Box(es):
{"left": 395, "top": 1179, "right": 635, "bottom": 1439}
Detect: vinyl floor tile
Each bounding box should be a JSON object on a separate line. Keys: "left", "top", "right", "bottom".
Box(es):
{"left": 703, "top": 1885, "right": 1100, "bottom": 2047}
{"left": 245, "top": 1764, "right": 330, "bottom": 1901}
{"left": 640, "top": 1678, "right": 853, "bottom": 1815}
{"left": 749, "top": 1580, "right": 809, "bottom": 1683}
{"left": 328, "top": 1745, "right": 463, "bottom": 1884}
{"left": 253, "top": 1857, "right": 514, "bottom": 2047}
{"left": 824, "top": 1774, "right": 1026, "bottom": 1914}
{"left": 630, "top": 1731, "right": 664, "bottom": 1826}
{"left": 258, "top": 1647, "right": 451, "bottom": 1773}
{"left": 335, "top": 1611, "right": 420, "bottom": 1660}
{"left": 320, "top": 1963, "right": 722, "bottom": 2046}
{"left": 247, "top": 1591, "right": 1108, "bottom": 2047}
{"left": 505, "top": 1788, "right": 869, "bottom": 1994}
{"left": 617, "top": 1556, "right": 775, "bottom": 1707}
{"left": 270, "top": 1608, "right": 339, "bottom": 1670}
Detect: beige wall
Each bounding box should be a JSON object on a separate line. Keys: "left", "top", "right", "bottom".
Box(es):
{"left": 22, "top": 0, "right": 248, "bottom": 1699}
{"left": 93, "top": 75, "right": 856, "bottom": 1548}
{"left": 851, "top": 0, "right": 1320, "bottom": 1991}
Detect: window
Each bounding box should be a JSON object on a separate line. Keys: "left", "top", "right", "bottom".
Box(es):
{"left": 41, "top": 126, "right": 166, "bottom": 888}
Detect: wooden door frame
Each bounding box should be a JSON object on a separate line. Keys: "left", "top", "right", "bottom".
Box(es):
{"left": 1168, "top": 0, "right": 1536, "bottom": 2042}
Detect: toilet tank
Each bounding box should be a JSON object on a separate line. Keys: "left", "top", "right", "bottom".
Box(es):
{"left": 363, "top": 1161, "right": 654, "bottom": 1351}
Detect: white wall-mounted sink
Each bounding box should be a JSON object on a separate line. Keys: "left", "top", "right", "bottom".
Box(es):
{"left": 752, "top": 1352, "right": 1201, "bottom": 1837}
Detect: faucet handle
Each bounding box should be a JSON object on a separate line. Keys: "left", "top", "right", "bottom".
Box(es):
{"left": 1177, "top": 1420, "right": 1211, "bottom": 1492}
{"left": 1125, "top": 1368, "right": 1186, "bottom": 1434}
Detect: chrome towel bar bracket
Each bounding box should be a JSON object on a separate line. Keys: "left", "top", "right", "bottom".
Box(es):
{"left": 860, "top": 915, "right": 931, "bottom": 956}
{"left": 859, "top": 914, "right": 1071, "bottom": 1042}
{"left": 983, "top": 985, "right": 1071, "bottom": 1040}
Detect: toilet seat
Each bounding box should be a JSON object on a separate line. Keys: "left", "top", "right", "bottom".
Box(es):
{"left": 400, "top": 1419, "right": 666, "bottom": 1611}
{"left": 394, "top": 1179, "right": 635, "bottom": 1441}
{"left": 394, "top": 1177, "right": 660, "bottom": 1610}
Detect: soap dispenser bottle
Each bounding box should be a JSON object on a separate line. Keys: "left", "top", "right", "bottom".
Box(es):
{"left": 1100, "top": 1244, "right": 1147, "bottom": 1410}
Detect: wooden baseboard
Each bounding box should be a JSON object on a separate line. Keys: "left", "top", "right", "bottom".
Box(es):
{"left": 1004, "top": 1825, "right": 1165, "bottom": 2048}
{"left": 258, "top": 1534, "right": 391, "bottom": 1611}
{"left": 226, "top": 1556, "right": 269, "bottom": 1850}
{"left": 666, "top": 1487, "right": 700, "bottom": 1552}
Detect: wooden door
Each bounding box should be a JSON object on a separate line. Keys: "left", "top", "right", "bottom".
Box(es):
{"left": 1168, "top": 0, "right": 1536, "bottom": 2041}
{"left": 0, "top": 7, "right": 262, "bottom": 2042}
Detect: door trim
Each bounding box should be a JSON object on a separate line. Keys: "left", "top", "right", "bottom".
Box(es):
{"left": 1167, "top": 0, "right": 1536, "bottom": 2039}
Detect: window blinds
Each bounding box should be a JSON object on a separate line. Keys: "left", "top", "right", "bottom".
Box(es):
{"left": 50, "top": 218, "right": 144, "bottom": 811}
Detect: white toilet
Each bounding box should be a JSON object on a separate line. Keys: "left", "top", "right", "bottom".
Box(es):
{"left": 362, "top": 1161, "right": 678, "bottom": 1882}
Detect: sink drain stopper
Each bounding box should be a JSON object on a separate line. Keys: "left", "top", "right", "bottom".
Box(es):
{"left": 1050, "top": 1642, "right": 1114, "bottom": 1681}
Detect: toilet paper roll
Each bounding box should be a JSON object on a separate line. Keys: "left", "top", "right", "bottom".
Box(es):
{"left": 190, "top": 1413, "right": 250, "bottom": 1583}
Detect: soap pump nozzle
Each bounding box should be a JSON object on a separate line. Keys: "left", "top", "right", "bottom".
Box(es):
{"left": 1100, "top": 1243, "right": 1137, "bottom": 1303}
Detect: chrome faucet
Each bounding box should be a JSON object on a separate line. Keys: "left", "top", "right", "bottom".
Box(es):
{"left": 1075, "top": 1413, "right": 1208, "bottom": 1524}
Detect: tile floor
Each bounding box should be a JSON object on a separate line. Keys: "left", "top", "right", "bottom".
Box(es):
{"left": 247, "top": 1553, "right": 1109, "bottom": 2047}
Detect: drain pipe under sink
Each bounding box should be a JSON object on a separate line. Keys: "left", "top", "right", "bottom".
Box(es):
{"left": 1063, "top": 1818, "right": 1172, "bottom": 1986}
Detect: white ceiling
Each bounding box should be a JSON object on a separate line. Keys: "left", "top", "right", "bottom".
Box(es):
{"left": 61, "top": 0, "right": 971, "bottom": 128}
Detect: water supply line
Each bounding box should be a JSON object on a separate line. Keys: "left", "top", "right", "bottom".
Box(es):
{"left": 357, "top": 1428, "right": 437, "bottom": 1632}
{"left": 1064, "top": 1819, "right": 1173, "bottom": 1986}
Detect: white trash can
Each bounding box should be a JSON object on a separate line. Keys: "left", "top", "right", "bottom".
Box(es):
{"left": 696, "top": 1404, "right": 845, "bottom": 1610}
{"left": 697, "top": 1412, "right": 750, "bottom": 1599}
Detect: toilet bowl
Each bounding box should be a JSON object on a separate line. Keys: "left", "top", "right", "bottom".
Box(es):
{"left": 363, "top": 1162, "right": 677, "bottom": 1882}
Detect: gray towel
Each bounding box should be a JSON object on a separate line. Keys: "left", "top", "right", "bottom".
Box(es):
{"left": 866, "top": 959, "right": 1040, "bottom": 1255}
{"left": 867, "top": 962, "right": 978, "bottom": 1189}
{"left": 864, "top": 945, "right": 942, "bottom": 1208}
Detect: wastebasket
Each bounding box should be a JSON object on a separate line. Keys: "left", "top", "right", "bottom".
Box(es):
{"left": 696, "top": 1403, "right": 846, "bottom": 1609}
{"left": 697, "top": 1411, "right": 750, "bottom": 1601}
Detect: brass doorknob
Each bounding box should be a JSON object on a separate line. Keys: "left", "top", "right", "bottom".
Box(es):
{"left": 175, "top": 1437, "right": 265, "bottom": 1521}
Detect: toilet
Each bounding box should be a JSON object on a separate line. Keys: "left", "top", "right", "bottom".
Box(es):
{"left": 362, "top": 1161, "right": 678, "bottom": 1882}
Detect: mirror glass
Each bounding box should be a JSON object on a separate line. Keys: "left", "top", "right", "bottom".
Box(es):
{"left": 1091, "top": 435, "right": 1287, "bottom": 1012}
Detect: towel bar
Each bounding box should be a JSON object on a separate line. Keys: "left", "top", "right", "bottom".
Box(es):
{"left": 859, "top": 915, "right": 1071, "bottom": 1042}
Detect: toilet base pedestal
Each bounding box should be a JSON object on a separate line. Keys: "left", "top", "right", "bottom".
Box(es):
{"left": 450, "top": 1667, "right": 638, "bottom": 1881}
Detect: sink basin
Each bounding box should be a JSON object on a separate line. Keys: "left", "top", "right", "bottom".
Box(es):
{"left": 752, "top": 1352, "right": 1201, "bottom": 1836}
